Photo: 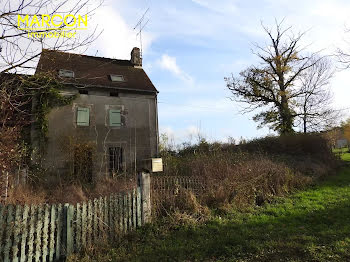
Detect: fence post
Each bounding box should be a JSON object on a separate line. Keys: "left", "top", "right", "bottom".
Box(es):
{"left": 138, "top": 172, "right": 151, "bottom": 224}
{"left": 63, "top": 203, "right": 74, "bottom": 257}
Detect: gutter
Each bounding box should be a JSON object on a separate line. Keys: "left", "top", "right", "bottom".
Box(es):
{"left": 155, "top": 95, "right": 159, "bottom": 156}
{"left": 62, "top": 82, "right": 159, "bottom": 94}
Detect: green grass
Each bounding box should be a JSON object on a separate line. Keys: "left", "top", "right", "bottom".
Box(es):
{"left": 74, "top": 165, "right": 350, "bottom": 261}
{"left": 333, "top": 147, "right": 349, "bottom": 154}
{"left": 341, "top": 153, "right": 350, "bottom": 161}
{"left": 333, "top": 147, "right": 350, "bottom": 161}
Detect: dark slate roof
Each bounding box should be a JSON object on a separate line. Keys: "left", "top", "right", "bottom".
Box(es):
{"left": 35, "top": 49, "right": 157, "bottom": 93}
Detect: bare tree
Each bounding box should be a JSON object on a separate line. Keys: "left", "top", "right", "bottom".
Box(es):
{"left": 295, "top": 57, "right": 339, "bottom": 133}
{"left": 225, "top": 20, "right": 322, "bottom": 134}
{"left": 0, "top": 0, "right": 103, "bottom": 74}
{"left": 336, "top": 26, "right": 350, "bottom": 69}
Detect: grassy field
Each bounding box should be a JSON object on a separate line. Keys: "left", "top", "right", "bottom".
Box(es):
{"left": 72, "top": 159, "right": 350, "bottom": 261}
{"left": 333, "top": 148, "right": 349, "bottom": 153}
{"left": 333, "top": 147, "right": 350, "bottom": 161}
{"left": 341, "top": 153, "right": 350, "bottom": 161}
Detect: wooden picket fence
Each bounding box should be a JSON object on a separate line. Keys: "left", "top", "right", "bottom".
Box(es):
{"left": 0, "top": 187, "right": 144, "bottom": 262}
{"left": 151, "top": 176, "right": 206, "bottom": 195}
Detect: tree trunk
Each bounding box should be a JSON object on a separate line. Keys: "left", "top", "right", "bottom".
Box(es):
{"left": 280, "top": 95, "right": 294, "bottom": 134}
{"left": 303, "top": 115, "right": 307, "bottom": 133}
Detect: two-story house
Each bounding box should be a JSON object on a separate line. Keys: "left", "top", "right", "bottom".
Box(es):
{"left": 33, "top": 47, "right": 159, "bottom": 181}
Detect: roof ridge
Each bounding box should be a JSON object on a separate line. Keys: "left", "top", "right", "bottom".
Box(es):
{"left": 42, "top": 48, "right": 131, "bottom": 63}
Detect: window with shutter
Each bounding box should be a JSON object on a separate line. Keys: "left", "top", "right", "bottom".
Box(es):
{"left": 109, "top": 109, "right": 121, "bottom": 127}
{"left": 77, "top": 107, "right": 90, "bottom": 126}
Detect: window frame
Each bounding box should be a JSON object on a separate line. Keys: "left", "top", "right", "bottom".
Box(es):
{"left": 108, "top": 146, "right": 124, "bottom": 175}
{"left": 109, "top": 74, "right": 125, "bottom": 82}
{"left": 76, "top": 107, "right": 90, "bottom": 127}
{"left": 106, "top": 105, "right": 125, "bottom": 128}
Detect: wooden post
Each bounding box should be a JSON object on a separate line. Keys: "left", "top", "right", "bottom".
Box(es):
{"left": 12, "top": 205, "right": 22, "bottom": 262}
{"left": 35, "top": 205, "right": 43, "bottom": 262}
{"left": 76, "top": 203, "right": 81, "bottom": 252}
{"left": 4, "top": 205, "right": 14, "bottom": 262}
{"left": 20, "top": 205, "right": 29, "bottom": 262}
{"left": 132, "top": 189, "right": 137, "bottom": 228}
{"left": 64, "top": 204, "right": 73, "bottom": 257}
{"left": 55, "top": 204, "right": 63, "bottom": 260}
{"left": 123, "top": 194, "right": 127, "bottom": 232}
{"left": 87, "top": 201, "right": 92, "bottom": 246}
{"left": 42, "top": 205, "right": 50, "bottom": 262}
{"left": 81, "top": 202, "right": 87, "bottom": 248}
{"left": 138, "top": 172, "right": 151, "bottom": 224}
{"left": 93, "top": 199, "right": 98, "bottom": 240}
{"left": 136, "top": 187, "right": 142, "bottom": 227}
{"left": 27, "top": 205, "right": 36, "bottom": 262}
{"left": 49, "top": 205, "right": 56, "bottom": 262}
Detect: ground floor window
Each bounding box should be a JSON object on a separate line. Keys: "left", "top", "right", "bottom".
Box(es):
{"left": 109, "top": 147, "right": 123, "bottom": 176}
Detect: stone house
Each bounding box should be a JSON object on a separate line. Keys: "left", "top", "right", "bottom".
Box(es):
{"left": 32, "top": 47, "right": 159, "bottom": 181}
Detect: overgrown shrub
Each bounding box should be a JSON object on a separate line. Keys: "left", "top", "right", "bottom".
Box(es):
{"left": 174, "top": 133, "right": 335, "bottom": 163}
{"left": 155, "top": 133, "right": 338, "bottom": 221}
{"left": 152, "top": 188, "right": 210, "bottom": 224}
{"left": 5, "top": 176, "right": 136, "bottom": 205}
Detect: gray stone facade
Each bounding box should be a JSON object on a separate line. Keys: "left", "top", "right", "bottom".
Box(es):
{"left": 41, "top": 86, "right": 158, "bottom": 180}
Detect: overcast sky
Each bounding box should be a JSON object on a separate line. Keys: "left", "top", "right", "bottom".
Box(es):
{"left": 85, "top": 0, "right": 350, "bottom": 143}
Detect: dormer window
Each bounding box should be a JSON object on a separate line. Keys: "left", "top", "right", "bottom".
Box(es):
{"left": 59, "top": 69, "right": 74, "bottom": 78}
{"left": 110, "top": 75, "right": 125, "bottom": 82}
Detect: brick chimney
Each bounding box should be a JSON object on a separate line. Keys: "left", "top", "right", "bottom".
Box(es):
{"left": 130, "top": 47, "right": 142, "bottom": 67}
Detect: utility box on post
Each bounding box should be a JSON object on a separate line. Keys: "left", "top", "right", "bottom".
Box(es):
{"left": 142, "top": 158, "right": 163, "bottom": 173}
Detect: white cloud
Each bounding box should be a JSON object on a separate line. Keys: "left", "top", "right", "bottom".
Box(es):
{"left": 158, "top": 54, "right": 193, "bottom": 82}
{"left": 88, "top": 5, "right": 154, "bottom": 59}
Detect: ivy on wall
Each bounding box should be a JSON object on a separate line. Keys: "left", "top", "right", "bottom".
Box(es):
{"left": 21, "top": 73, "right": 77, "bottom": 155}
